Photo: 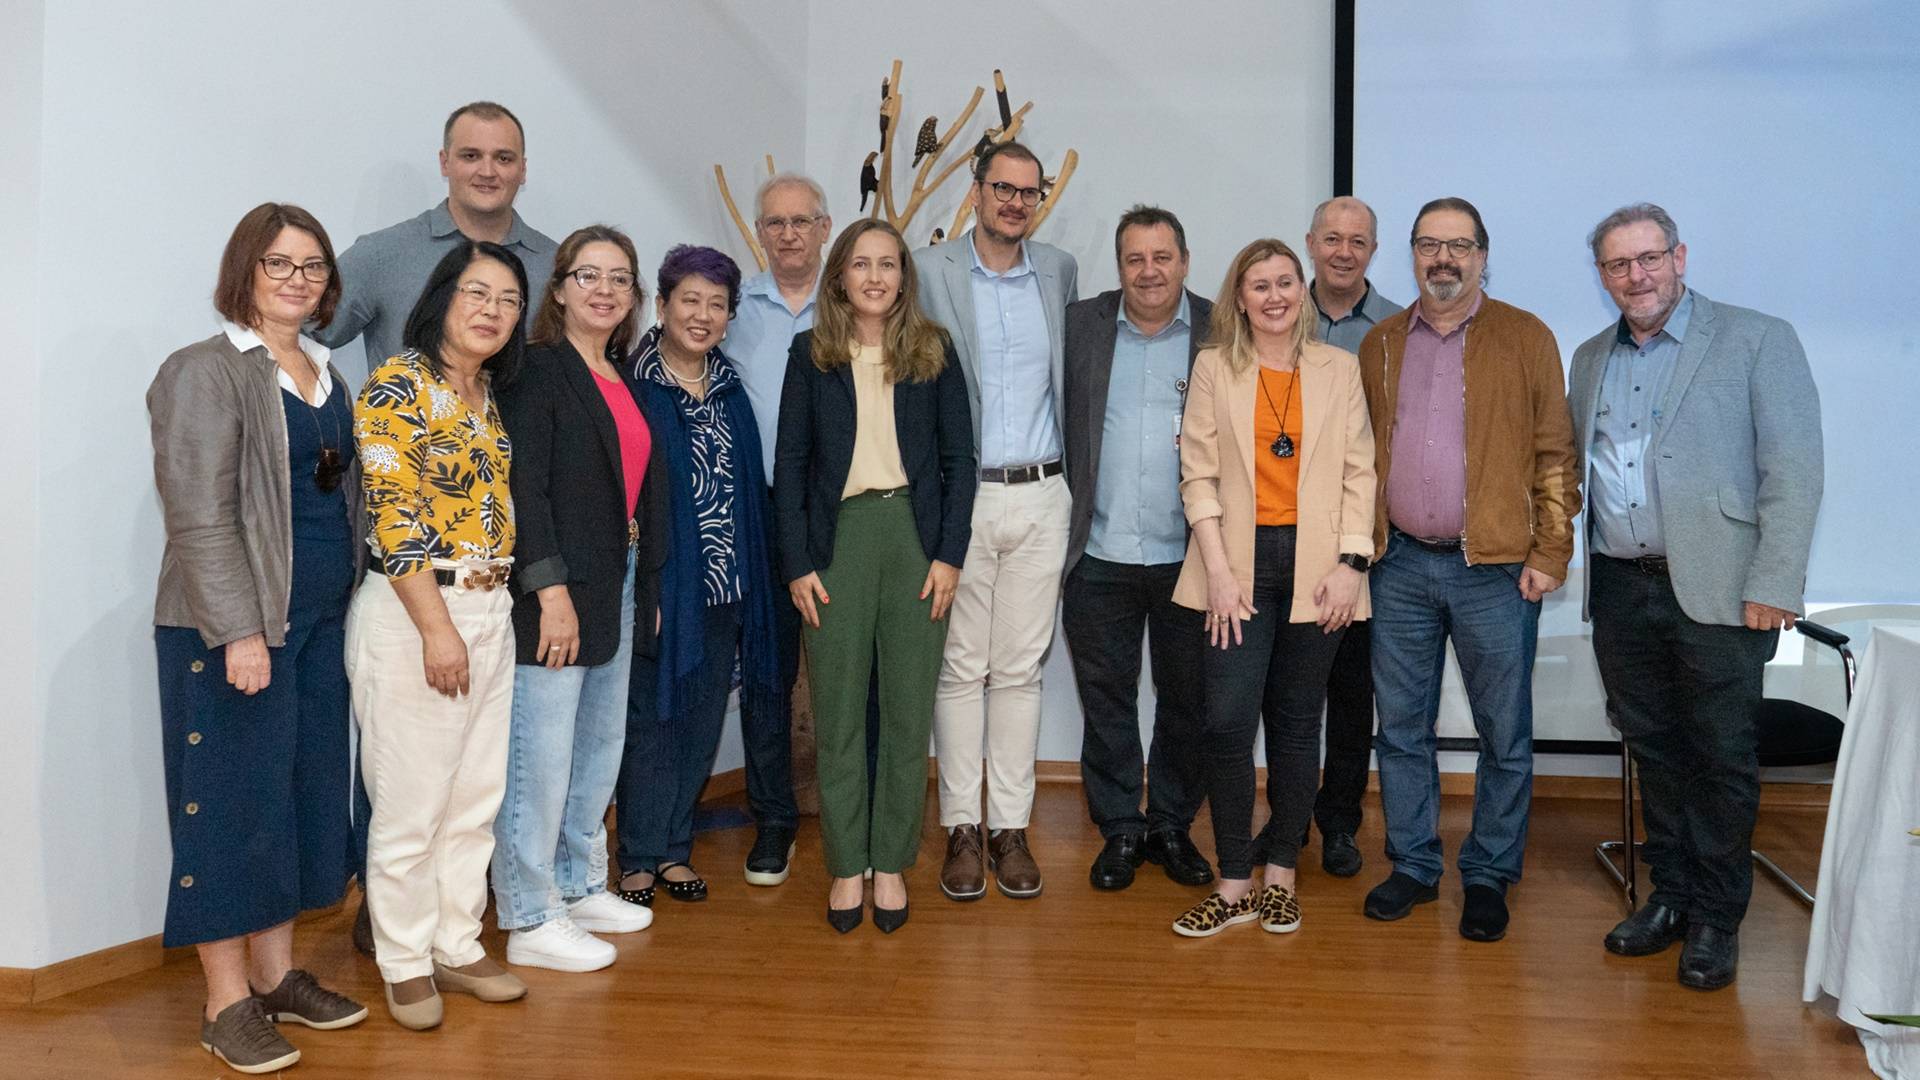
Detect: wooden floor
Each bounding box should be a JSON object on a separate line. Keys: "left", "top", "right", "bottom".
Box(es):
{"left": 0, "top": 785, "right": 1866, "bottom": 1079}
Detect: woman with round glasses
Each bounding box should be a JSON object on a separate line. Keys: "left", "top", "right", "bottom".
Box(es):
{"left": 148, "top": 202, "right": 367, "bottom": 1073}
{"left": 1170, "top": 238, "right": 1376, "bottom": 940}
{"left": 489, "top": 226, "right": 666, "bottom": 972}
{"left": 348, "top": 239, "right": 526, "bottom": 1029}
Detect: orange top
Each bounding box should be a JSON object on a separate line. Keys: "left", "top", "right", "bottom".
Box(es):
{"left": 1254, "top": 366, "right": 1304, "bottom": 526}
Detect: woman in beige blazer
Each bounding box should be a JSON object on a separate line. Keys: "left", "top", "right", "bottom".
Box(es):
{"left": 1169, "top": 238, "right": 1377, "bottom": 938}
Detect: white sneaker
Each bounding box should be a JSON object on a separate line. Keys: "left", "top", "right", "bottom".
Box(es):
{"left": 567, "top": 890, "right": 655, "bottom": 934}
{"left": 506, "top": 917, "right": 616, "bottom": 972}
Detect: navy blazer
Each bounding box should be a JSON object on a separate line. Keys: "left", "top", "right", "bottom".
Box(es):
{"left": 772, "top": 330, "right": 976, "bottom": 584}
{"left": 497, "top": 340, "right": 668, "bottom": 665}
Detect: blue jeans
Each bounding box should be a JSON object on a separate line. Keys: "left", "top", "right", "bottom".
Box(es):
{"left": 1370, "top": 532, "right": 1540, "bottom": 890}
{"left": 490, "top": 553, "right": 636, "bottom": 930}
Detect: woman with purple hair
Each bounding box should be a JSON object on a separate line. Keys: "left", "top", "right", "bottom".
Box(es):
{"left": 613, "top": 245, "right": 786, "bottom": 907}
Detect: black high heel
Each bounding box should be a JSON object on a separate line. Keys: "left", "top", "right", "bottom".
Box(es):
{"left": 873, "top": 903, "right": 909, "bottom": 934}
{"left": 827, "top": 903, "right": 863, "bottom": 934}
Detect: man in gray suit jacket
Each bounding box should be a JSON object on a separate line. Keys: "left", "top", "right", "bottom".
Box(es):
{"left": 912, "top": 142, "right": 1078, "bottom": 902}
{"left": 1570, "top": 203, "right": 1822, "bottom": 992}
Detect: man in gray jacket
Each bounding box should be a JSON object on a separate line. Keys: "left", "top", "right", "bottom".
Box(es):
{"left": 1570, "top": 203, "right": 1822, "bottom": 991}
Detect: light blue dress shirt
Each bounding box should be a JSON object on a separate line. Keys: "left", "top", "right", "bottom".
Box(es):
{"left": 1590, "top": 290, "right": 1693, "bottom": 558}
{"left": 969, "top": 234, "right": 1061, "bottom": 469}
{"left": 724, "top": 270, "right": 818, "bottom": 486}
{"left": 1087, "top": 295, "right": 1191, "bottom": 566}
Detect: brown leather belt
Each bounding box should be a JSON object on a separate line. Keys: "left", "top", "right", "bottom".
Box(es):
{"left": 980, "top": 460, "right": 1062, "bottom": 484}
{"left": 1391, "top": 527, "right": 1463, "bottom": 554}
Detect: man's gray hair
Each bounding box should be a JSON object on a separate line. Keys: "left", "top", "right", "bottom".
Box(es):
{"left": 1587, "top": 202, "right": 1680, "bottom": 261}
{"left": 754, "top": 172, "right": 829, "bottom": 221}
{"left": 1309, "top": 195, "right": 1379, "bottom": 239}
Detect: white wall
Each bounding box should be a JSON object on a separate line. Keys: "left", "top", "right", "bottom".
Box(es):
{"left": 18, "top": 0, "right": 801, "bottom": 967}
{"left": 803, "top": 0, "right": 1336, "bottom": 765}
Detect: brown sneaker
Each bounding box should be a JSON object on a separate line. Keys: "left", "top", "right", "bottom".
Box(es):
{"left": 200, "top": 996, "right": 300, "bottom": 1074}
{"left": 255, "top": 968, "right": 369, "bottom": 1029}
{"left": 940, "top": 824, "right": 987, "bottom": 901}
{"left": 1172, "top": 891, "right": 1259, "bottom": 938}
{"left": 987, "top": 828, "right": 1043, "bottom": 899}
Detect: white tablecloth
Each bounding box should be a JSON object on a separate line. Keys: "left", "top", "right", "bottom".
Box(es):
{"left": 1804, "top": 626, "right": 1920, "bottom": 1078}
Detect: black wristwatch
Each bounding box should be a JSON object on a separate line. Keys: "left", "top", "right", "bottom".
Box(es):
{"left": 1338, "top": 553, "right": 1372, "bottom": 573}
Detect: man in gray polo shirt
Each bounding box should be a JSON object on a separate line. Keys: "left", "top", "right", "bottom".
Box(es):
{"left": 1300, "top": 195, "right": 1402, "bottom": 880}
{"left": 317, "top": 101, "right": 558, "bottom": 379}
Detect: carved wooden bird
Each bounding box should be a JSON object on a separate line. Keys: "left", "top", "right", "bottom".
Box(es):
{"left": 929, "top": 228, "right": 945, "bottom": 245}
{"left": 879, "top": 79, "right": 890, "bottom": 147}
{"left": 859, "top": 151, "right": 879, "bottom": 211}
{"left": 912, "top": 116, "right": 938, "bottom": 167}
{"left": 973, "top": 130, "right": 996, "bottom": 163}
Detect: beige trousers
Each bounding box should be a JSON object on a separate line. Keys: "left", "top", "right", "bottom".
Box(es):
{"left": 345, "top": 577, "right": 515, "bottom": 984}
{"left": 933, "top": 474, "right": 1071, "bottom": 830}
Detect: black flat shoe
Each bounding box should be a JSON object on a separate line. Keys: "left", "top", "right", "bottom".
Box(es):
{"left": 1459, "top": 883, "right": 1509, "bottom": 942}
{"left": 1604, "top": 902, "right": 1687, "bottom": 956}
{"left": 1320, "top": 832, "right": 1363, "bottom": 878}
{"left": 1363, "top": 871, "right": 1439, "bottom": 921}
{"left": 873, "top": 904, "right": 909, "bottom": 934}
{"left": 1143, "top": 828, "right": 1215, "bottom": 887}
{"left": 1678, "top": 924, "right": 1738, "bottom": 990}
{"left": 658, "top": 862, "right": 707, "bottom": 902}
{"left": 1089, "top": 832, "right": 1145, "bottom": 891}
{"left": 827, "top": 903, "right": 864, "bottom": 934}
{"left": 616, "top": 881, "right": 655, "bottom": 908}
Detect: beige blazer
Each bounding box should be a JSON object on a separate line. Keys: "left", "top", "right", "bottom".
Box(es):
{"left": 1173, "top": 341, "right": 1377, "bottom": 623}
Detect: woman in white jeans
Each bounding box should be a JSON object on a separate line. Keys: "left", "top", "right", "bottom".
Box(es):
{"left": 348, "top": 239, "right": 527, "bottom": 1030}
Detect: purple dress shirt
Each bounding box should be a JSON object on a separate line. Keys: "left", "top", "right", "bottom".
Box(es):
{"left": 1386, "top": 294, "right": 1482, "bottom": 540}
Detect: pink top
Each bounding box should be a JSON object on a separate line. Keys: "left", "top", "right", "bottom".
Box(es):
{"left": 593, "top": 371, "right": 652, "bottom": 517}
{"left": 1386, "top": 294, "right": 1480, "bottom": 540}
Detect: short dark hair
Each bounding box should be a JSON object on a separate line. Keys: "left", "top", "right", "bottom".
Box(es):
{"left": 972, "top": 140, "right": 1043, "bottom": 184}
{"left": 656, "top": 245, "right": 742, "bottom": 316}
{"left": 1410, "top": 196, "right": 1489, "bottom": 252}
{"left": 401, "top": 241, "right": 529, "bottom": 385}
{"left": 531, "top": 225, "right": 646, "bottom": 358}
{"left": 213, "top": 202, "right": 341, "bottom": 329}
{"left": 1114, "top": 205, "right": 1188, "bottom": 263}
{"left": 443, "top": 101, "right": 525, "bottom": 151}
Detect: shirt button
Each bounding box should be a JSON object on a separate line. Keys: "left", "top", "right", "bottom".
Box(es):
{"left": 1427, "top": 440, "right": 1434, "bottom": 446}
{"left": 185, "top": 802, "right": 200, "bottom": 815}
{"left": 187, "top": 732, "right": 203, "bottom": 746}
{"left": 179, "top": 875, "right": 194, "bottom": 889}
{"left": 189, "top": 660, "right": 205, "bottom": 674}
{"left": 1630, "top": 423, "right": 1638, "bottom": 429}
{"left": 1627, "top": 462, "right": 1635, "bottom": 468}
{"left": 1630, "top": 502, "right": 1638, "bottom": 509}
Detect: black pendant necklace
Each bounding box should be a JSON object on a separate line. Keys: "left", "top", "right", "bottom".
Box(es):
{"left": 1259, "top": 364, "right": 1298, "bottom": 458}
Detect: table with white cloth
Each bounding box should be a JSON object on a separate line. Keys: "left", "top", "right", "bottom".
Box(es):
{"left": 1804, "top": 626, "right": 1920, "bottom": 1079}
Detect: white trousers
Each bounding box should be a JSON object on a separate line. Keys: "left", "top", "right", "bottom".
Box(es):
{"left": 933, "top": 474, "right": 1070, "bottom": 829}
{"left": 345, "top": 577, "right": 515, "bottom": 984}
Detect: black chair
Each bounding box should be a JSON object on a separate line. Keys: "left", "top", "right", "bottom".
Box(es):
{"left": 1595, "top": 619, "right": 1854, "bottom": 911}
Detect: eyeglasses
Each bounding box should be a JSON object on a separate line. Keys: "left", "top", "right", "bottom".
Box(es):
{"left": 1413, "top": 237, "right": 1479, "bottom": 258}
{"left": 759, "top": 215, "right": 820, "bottom": 233}
{"left": 567, "top": 267, "right": 638, "bottom": 291}
{"left": 984, "top": 181, "right": 1045, "bottom": 207}
{"left": 260, "top": 256, "right": 333, "bottom": 283}
{"left": 313, "top": 447, "right": 345, "bottom": 493}
{"left": 456, "top": 283, "right": 525, "bottom": 316}
{"left": 1598, "top": 247, "right": 1675, "bottom": 279}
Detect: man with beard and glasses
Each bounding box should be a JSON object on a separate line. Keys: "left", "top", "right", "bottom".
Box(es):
{"left": 913, "top": 141, "right": 1078, "bottom": 903}
{"left": 1571, "top": 203, "right": 1821, "bottom": 990}
{"left": 1354, "top": 197, "right": 1579, "bottom": 943}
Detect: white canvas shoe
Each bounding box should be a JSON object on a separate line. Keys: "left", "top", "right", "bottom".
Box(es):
{"left": 506, "top": 917, "right": 616, "bottom": 972}
{"left": 567, "top": 890, "right": 655, "bottom": 934}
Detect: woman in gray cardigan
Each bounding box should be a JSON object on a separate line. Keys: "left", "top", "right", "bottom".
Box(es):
{"left": 147, "top": 202, "right": 368, "bottom": 1074}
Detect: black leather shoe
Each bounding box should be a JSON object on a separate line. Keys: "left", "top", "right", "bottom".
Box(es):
{"left": 1320, "top": 833, "right": 1363, "bottom": 878}
{"left": 1604, "top": 902, "right": 1688, "bottom": 957}
{"left": 1089, "top": 832, "right": 1145, "bottom": 890}
{"left": 1459, "top": 884, "right": 1509, "bottom": 942}
{"left": 1144, "top": 829, "right": 1215, "bottom": 886}
{"left": 874, "top": 904, "right": 909, "bottom": 934}
{"left": 351, "top": 894, "right": 375, "bottom": 958}
{"left": 1677, "top": 924, "right": 1738, "bottom": 990}
{"left": 1363, "top": 872, "right": 1439, "bottom": 921}
{"left": 827, "top": 903, "right": 863, "bottom": 934}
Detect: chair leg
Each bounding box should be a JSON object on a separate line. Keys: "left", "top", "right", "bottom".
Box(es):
{"left": 1593, "top": 738, "right": 1642, "bottom": 911}
{"left": 1752, "top": 849, "right": 1816, "bottom": 907}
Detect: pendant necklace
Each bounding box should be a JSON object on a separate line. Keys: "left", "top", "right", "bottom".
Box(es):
{"left": 1259, "top": 363, "right": 1297, "bottom": 459}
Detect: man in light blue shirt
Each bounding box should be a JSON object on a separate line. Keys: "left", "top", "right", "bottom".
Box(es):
{"left": 1588, "top": 290, "right": 1689, "bottom": 558}
{"left": 1061, "top": 206, "right": 1216, "bottom": 893}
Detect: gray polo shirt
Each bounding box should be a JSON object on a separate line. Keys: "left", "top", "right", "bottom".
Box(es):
{"left": 315, "top": 199, "right": 558, "bottom": 375}
{"left": 1312, "top": 279, "right": 1402, "bottom": 354}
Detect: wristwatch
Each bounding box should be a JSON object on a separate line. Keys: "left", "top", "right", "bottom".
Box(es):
{"left": 1338, "top": 553, "right": 1372, "bottom": 573}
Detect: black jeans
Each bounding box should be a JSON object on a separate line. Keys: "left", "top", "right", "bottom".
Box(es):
{"left": 1590, "top": 554, "right": 1777, "bottom": 931}
{"left": 1202, "top": 526, "right": 1346, "bottom": 878}
{"left": 1314, "top": 620, "right": 1374, "bottom": 838}
{"left": 617, "top": 601, "right": 741, "bottom": 870}
{"left": 1061, "top": 556, "right": 1206, "bottom": 838}
{"left": 745, "top": 578, "right": 800, "bottom": 831}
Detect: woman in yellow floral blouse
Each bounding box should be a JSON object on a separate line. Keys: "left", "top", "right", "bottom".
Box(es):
{"left": 346, "top": 239, "right": 526, "bottom": 1031}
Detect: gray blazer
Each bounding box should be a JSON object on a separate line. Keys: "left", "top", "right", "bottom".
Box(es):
{"left": 1061, "top": 288, "right": 1213, "bottom": 576}
{"left": 912, "top": 229, "right": 1080, "bottom": 454}
{"left": 1569, "top": 290, "right": 1822, "bottom": 626}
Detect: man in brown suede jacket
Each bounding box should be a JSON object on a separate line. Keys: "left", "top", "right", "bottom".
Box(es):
{"left": 1353, "top": 197, "right": 1579, "bottom": 944}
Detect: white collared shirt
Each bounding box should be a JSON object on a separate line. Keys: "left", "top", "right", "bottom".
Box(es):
{"left": 222, "top": 320, "right": 334, "bottom": 406}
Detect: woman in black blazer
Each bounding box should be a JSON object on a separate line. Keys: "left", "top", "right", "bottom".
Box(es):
{"left": 773, "top": 218, "right": 975, "bottom": 933}
{"left": 491, "top": 225, "right": 667, "bottom": 972}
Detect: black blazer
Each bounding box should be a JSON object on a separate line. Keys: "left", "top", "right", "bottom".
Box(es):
{"left": 498, "top": 340, "right": 668, "bottom": 666}
{"left": 773, "top": 330, "right": 976, "bottom": 584}
{"left": 1062, "top": 288, "right": 1213, "bottom": 576}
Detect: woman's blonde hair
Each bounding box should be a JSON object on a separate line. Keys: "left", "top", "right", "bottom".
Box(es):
{"left": 1205, "top": 238, "right": 1317, "bottom": 373}
{"left": 809, "top": 219, "right": 948, "bottom": 383}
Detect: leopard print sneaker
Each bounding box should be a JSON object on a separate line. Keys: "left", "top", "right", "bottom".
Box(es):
{"left": 1172, "top": 891, "right": 1259, "bottom": 938}
{"left": 1259, "top": 884, "right": 1302, "bottom": 934}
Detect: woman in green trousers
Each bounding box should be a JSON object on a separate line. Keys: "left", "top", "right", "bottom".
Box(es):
{"left": 773, "top": 219, "right": 976, "bottom": 933}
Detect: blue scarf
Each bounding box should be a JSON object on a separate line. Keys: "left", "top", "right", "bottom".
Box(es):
{"left": 626, "top": 326, "right": 784, "bottom": 729}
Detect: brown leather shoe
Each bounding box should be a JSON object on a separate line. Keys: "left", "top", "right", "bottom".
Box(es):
{"left": 988, "top": 828, "right": 1043, "bottom": 899}
{"left": 940, "top": 824, "right": 987, "bottom": 901}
